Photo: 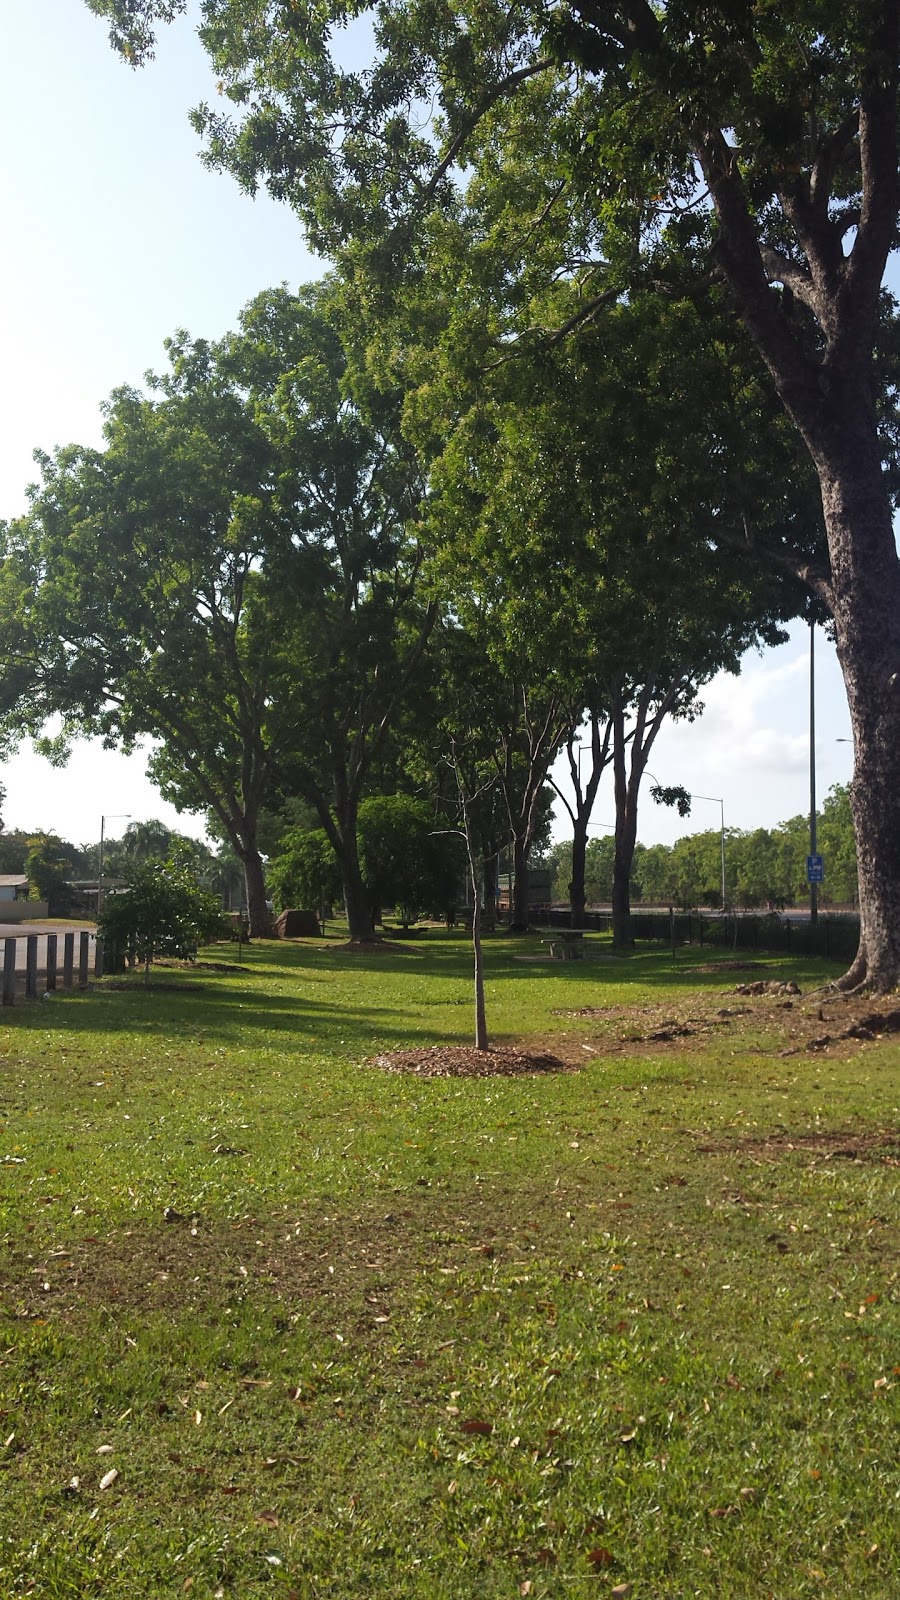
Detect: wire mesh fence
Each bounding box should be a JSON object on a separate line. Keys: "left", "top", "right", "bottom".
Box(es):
{"left": 530, "top": 906, "right": 860, "bottom": 963}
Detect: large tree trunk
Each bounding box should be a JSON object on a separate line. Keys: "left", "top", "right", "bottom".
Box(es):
{"left": 611, "top": 831, "right": 637, "bottom": 949}
{"left": 817, "top": 423, "right": 900, "bottom": 990}
{"left": 610, "top": 705, "right": 634, "bottom": 949}
{"left": 313, "top": 788, "right": 376, "bottom": 942}
{"left": 570, "top": 813, "right": 588, "bottom": 928}
{"left": 511, "top": 834, "right": 530, "bottom": 931}
{"left": 241, "top": 846, "right": 271, "bottom": 938}
{"left": 705, "top": 114, "right": 900, "bottom": 989}
{"left": 340, "top": 849, "right": 376, "bottom": 941}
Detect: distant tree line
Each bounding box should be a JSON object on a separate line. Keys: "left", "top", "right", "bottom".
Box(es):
{"left": 548, "top": 786, "right": 857, "bottom": 912}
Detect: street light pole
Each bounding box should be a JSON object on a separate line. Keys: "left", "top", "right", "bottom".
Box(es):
{"left": 97, "top": 814, "right": 131, "bottom": 916}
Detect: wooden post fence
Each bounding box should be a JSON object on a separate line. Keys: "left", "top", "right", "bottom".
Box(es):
{"left": 0, "top": 930, "right": 98, "bottom": 1005}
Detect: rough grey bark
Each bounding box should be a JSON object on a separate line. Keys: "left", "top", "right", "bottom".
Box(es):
{"left": 240, "top": 844, "right": 271, "bottom": 938}
{"left": 610, "top": 703, "right": 635, "bottom": 950}
{"left": 342, "top": 865, "right": 376, "bottom": 942}
{"left": 331, "top": 808, "right": 376, "bottom": 942}
{"left": 511, "top": 833, "right": 531, "bottom": 931}
{"left": 701, "top": 73, "right": 900, "bottom": 986}
{"left": 569, "top": 819, "right": 589, "bottom": 929}
{"left": 816, "top": 443, "right": 900, "bottom": 989}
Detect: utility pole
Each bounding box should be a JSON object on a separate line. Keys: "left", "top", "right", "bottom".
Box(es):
{"left": 97, "top": 813, "right": 130, "bottom": 916}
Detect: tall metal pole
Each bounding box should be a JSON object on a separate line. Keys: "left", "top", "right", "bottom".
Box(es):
{"left": 97, "top": 813, "right": 130, "bottom": 918}
{"left": 810, "top": 619, "right": 818, "bottom": 926}
{"left": 97, "top": 815, "right": 106, "bottom": 917}
{"left": 719, "top": 799, "right": 726, "bottom": 913}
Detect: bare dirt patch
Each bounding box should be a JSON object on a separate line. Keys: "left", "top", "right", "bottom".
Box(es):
{"left": 731, "top": 979, "right": 800, "bottom": 996}
{"left": 1, "top": 1189, "right": 581, "bottom": 1326}
{"left": 368, "top": 1043, "right": 573, "bottom": 1077}
{"left": 154, "top": 959, "right": 248, "bottom": 974}
{"left": 549, "top": 987, "right": 900, "bottom": 1061}
{"left": 682, "top": 961, "right": 773, "bottom": 975}
{"left": 704, "top": 1127, "right": 900, "bottom": 1167}
{"left": 554, "top": 1000, "right": 734, "bottom": 1050}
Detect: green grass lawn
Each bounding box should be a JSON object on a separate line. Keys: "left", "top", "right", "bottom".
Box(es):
{"left": 1, "top": 930, "right": 898, "bottom": 1598}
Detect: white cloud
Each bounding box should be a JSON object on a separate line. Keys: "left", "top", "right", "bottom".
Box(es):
{"left": 550, "top": 623, "right": 853, "bottom": 847}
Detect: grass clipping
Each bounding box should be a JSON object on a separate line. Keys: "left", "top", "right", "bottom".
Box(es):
{"left": 368, "top": 1043, "right": 571, "bottom": 1077}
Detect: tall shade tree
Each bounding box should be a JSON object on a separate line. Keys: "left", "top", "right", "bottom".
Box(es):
{"left": 417, "top": 291, "right": 815, "bottom": 946}
{"left": 0, "top": 357, "right": 280, "bottom": 933}
{"left": 87, "top": 0, "right": 900, "bottom": 987}
{"left": 0, "top": 284, "right": 431, "bottom": 938}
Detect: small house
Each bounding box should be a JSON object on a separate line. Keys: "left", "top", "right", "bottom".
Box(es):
{"left": 0, "top": 875, "right": 30, "bottom": 902}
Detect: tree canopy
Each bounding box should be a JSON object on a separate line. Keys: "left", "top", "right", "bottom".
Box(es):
{"left": 0, "top": 283, "right": 431, "bottom": 938}
{"left": 85, "top": 0, "right": 900, "bottom": 986}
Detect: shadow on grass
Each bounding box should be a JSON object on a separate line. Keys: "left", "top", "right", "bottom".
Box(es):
{"left": 4, "top": 969, "right": 472, "bottom": 1053}
{"left": 457, "top": 935, "right": 846, "bottom": 992}
{"left": 0, "top": 933, "right": 847, "bottom": 1056}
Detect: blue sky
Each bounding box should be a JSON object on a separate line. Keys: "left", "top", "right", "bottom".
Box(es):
{"left": 0, "top": 0, "right": 854, "bottom": 852}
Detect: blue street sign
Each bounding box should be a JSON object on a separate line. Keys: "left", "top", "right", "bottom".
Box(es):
{"left": 807, "top": 854, "right": 824, "bottom": 883}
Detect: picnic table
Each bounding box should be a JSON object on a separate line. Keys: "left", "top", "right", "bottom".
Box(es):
{"left": 541, "top": 930, "right": 585, "bottom": 960}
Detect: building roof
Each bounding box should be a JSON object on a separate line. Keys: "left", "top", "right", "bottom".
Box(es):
{"left": 0, "top": 875, "right": 28, "bottom": 888}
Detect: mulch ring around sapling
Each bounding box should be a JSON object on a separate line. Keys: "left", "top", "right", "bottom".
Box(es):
{"left": 368, "top": 1043, "right": 574, "bottom": 1077}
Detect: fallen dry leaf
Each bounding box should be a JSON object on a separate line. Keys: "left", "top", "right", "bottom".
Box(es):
{"left": 460, "top": 1419, "right": 493, "bottom": 1436}
{"left": 586, "top": 1547, "right": 615, "bottom": 1568}
{"left": 99, "top": 1468, "right": 119, "bottom": 1491}
{"left": 255, "top": 1511, "right": 279, "bottom": 1528}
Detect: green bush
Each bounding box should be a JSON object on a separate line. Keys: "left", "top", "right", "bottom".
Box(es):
{"left": 98, "top": 860, "right": 226, "bottom": 976}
